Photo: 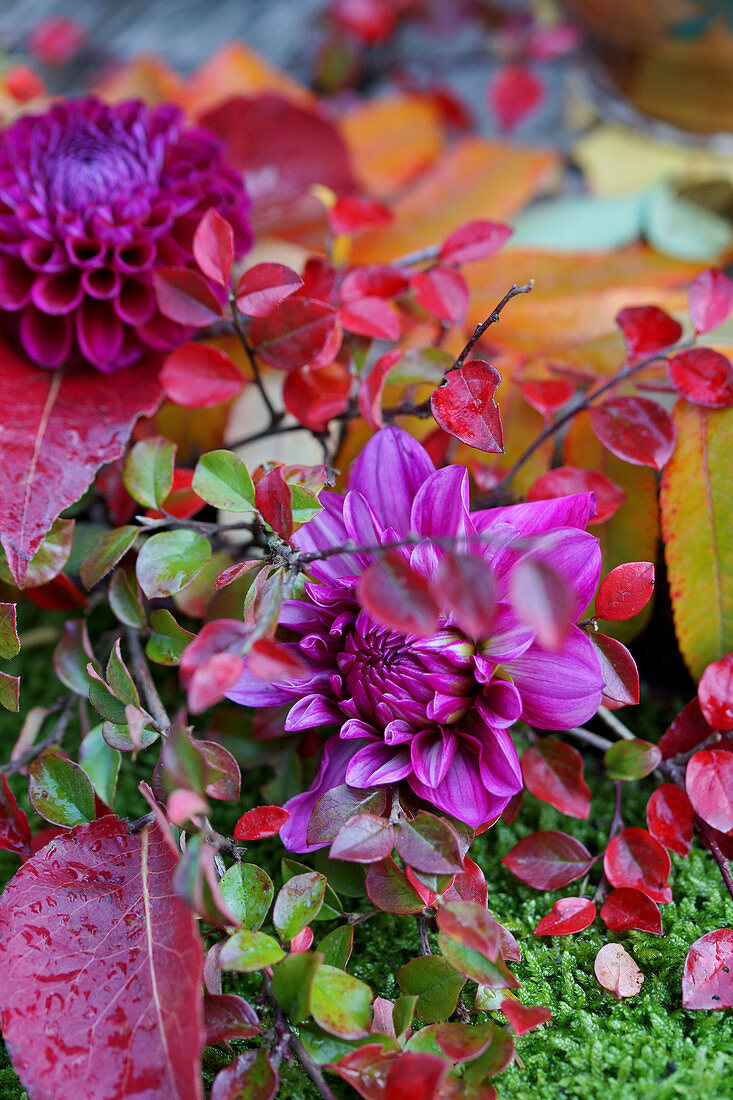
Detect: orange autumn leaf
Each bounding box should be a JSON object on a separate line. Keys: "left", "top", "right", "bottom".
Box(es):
{"left": 94, "top": 54, "right": 185, "bottom": 106}
{"left": 351, "top": 138, "right": 559, "bottom": 264}
{"left": 338, "top": 94, "right": 445, "bottom": 198}
{"left": 184, "top": 42, "right": 315, "bottom": 118}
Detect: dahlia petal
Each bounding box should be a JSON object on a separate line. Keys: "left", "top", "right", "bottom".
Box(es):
{"left": 510, "top": 624, "right": 604, "bottom": 728}
{"left": 474, "top": 725, "right": 522, "bottom": 796}
{"left": 427, "top": 692, "right": 472, "bottom": 724}
{"left": 20, "top": 305, "right": 72, "bottom": 368}
{"left": 342, "top": 491, "right": 384, "bottom": 557}
{"left": 31, "top": 271, "right": 82, "bottom": 315}
{"left": 345, "top": 743, "right": 413, "bottom": 786}
{"left": 0, "top": 254, "right": 33, "bottom": 309}
{"left": 225, "top": 665, "right": 292, "bottom": 707}
{"left": 409, "top": 740, "right": 509, "bottom": 827}
{"left": 294, "top": 493, "right": 361, "bottom": 581}
{"left": 384, "top": 720, "right": 414, "bottom": 745}
{"left": 475, "top": 493, "right": 596, "bottom": 538}
{"left": 410, "top": 466, "right": 471, "bottom": 540}
{"left": 349, "top": 427, "right": 435, "bottom": 531}
{"left": 340, "top": 718, "right": 379, "bottom": 740}
{"left": 281, "top": 736, "right": 362, "bottom": 852}
{"left": 525, "top": 529, "right": 602, "bottom": 620}
{"left": 114, "top": 277, "right": 157, "bottom": 326}
{"left": 279, "top": 599, "right": 328, "bottom": 631}
{"left": 82, "top": 267, "right": 122, "bottom": 301}
{"left": 76, "top": 298, "right": 124, "bottom": 370}
{"left": 411, "top": 728, "right": 457, "bottom": 787}
{"left": 479, "top": 603, "right": 536, "bottom": 661}
{"left": 476, "top": 679, "right": 523, "bottom": 727}
{"left": 284, "top": 694, "right": 341, "bottom": 732}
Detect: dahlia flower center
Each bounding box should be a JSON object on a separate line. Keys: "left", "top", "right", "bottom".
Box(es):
{"left": 47, "top": 130, "right": 150, "bottom": 210}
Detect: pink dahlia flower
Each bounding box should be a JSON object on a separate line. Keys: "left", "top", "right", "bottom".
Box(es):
{"left": 229, "top": 428, "right": 605, "bottom": 850}
{"left": 0, "top": 97, "right": 251, "bottom": 371}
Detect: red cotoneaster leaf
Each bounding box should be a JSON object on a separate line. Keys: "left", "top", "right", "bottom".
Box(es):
{"left": 595, "top": 562, "right": 655, "bottom": 621}
{"left": 0, "top": 775, "right": 31, "bottom": 860}
{"left": 698, "top": 653, "right": 733, "bottom": 729}
{"left": 646, "top": 784, "right": 695, "bottom": 857}
{"left": 339, "top": 296, "right": 401, "bottom": 340}
{"left": 686, "top": 749, "right": 733, "bottom": 833}
{"left": 203, "top": 994, "right": 259, "bottom": 1045}
{"left": 603, "top": 827, "right": 672, "bottom": 904}
{"left": 594, "top": 943, "right": 645, "bottom": 999}
{"left": 234, "top": 806, "right": 290, "bottom": 841}
{"left": 249, "top": 298, "right": 339, "bottom": 371}
{"left": 358, "top": 552, "right": 440, "bottom": 638}
{"left": 211, "top": 1049, "right": 277, "bottom": 1100}
{"left": 521, "top": 738, "right": 591, "bottom": 820}
{"left": 660, "top": 698, "right": 713, "bottom": 759}
{"left": 502, "top": 831, "right": 596, "bottom": 890}
{"left": 591, "top": 632, "right": 640, "bottom": 708}
{"left": 329, "top": 1043, "right": 401, "bottom": 1100}
{"left": 431, "top": 552, "right": 496, "bottom": 641}
{"left": 255, "top": 468, "right": 293, "bottom": 540}
{"left": 248, "top": 638, "right": 309, "bottom": 682}
{"left": 589, "top": 397, "right": 676, "bottom": 471}
{"left": 431, "top": 360, "right": 504, "bottom": 453}
{"left": 533, "top": 897, "right": 596, "bottom": 936}
{"left": 520, "top": 378, "right": 575, "bottom": 418}
{"left": 411, "top": 267, "right": 469, "bottom": 326}
{"left": 235, "top": 263, "right": 303, "bottom": 319}
{"left": 153, "top": 267, "right": 223, "bottom": 326}
{"left": 528, "top": 466, "right": 625, "bottom": 525}
{"left": 688, "top": 268, "right": 733, "bottom": 334}
{"left": 193, "top": 209, "right": 234, "bottom": 288}
{"left": 161, "top": 342, "right": 244, "bottom": 408}
{"left": 340, "top": 264, "right": 409, "bottom": 303}
{"left": 500, "top": 999, "right": 552, "bottom": 1035}
{"left": 0, "top": 344, "right": 162, "bottom": 586}
{"left": 682, "top": 929, "right": 733, "bottom": 1009}
{"left": 616, "top": 305, "right": 683, "bottom": 356}
{"left": 489, "top": 63, "right": 544, "bottom": 132}
{"left": 667, "top": 348, "right": 733, "bottom": 408}
{"left": 284, "top": 362, "right": 352, "bottom": 432}
{"left": 331, "top": 0, "right": 397, "bottom": 44}
{"left": 385, "top": 1052, "right": 447, "bottom": 1100}
{"left": 358, "top": 349, "right": 401, "bottom": 431}
{"left": 510, "top": 558, "right": 573, "bottom": 652}
{"left": 438, "top": 219, "right": 512, "bottom": 265}
{"left": 0, "top": 817, "right": 204, "bottom": 1099}
{"left": 600, "top": 888, "right": 663, "bottom": 935}
{"left": 329, "top": 195, "right": 392, "bottom": 235}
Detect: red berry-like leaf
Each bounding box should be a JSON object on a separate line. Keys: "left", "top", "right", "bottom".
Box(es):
{"left": 431, "top": 360, "right": 504, "bottom": 453}
{"left": 358, "top": 349, "right": 401, "bottom": 431}
{"left": 358, "top": 552, "right": 440, "bottom": 638}
{"left": 600, "top": 887, "right": 663, "bottom": 935}
{"left": 521, "top": 738, "right": 591, "bottom": 820}
{"left": 411, "top": 266, "right": 469, "bottom": 326}
{"left": 502, "top": 831, "right": 596, "bottom": 890}
{"left": 385, "top": 1052, "right": 448, "bottom": 1100}
{"left": 533, "top": 897, "right": 596, "bottom": 936}
{"left": 589, "top": 396, "right": 676, "bottom": 471}
{"left": 431, "top": 552, "right": 496, "bottom": 641}
{"left": 329, "top": 195, "right": 392, "bottom": 235}
{"left": 686, "top": 749, "right": 733, "bottom": 833}
{"left": 489, "top": 63, "right": 544, "bottom": 132}
{"left": 646, "top": 784, "right": 695, "bottom": 857}
{"left": 668, "top": 348, "right": 733, "bottom": 408}
{"left": 331, "top": 0, "right": 397, "bottom": 45}
{"left": 234, "top": 806, "right": 290, "bottom": 841}
{"left": 520, "top": 378, "right": 575, "bottom": 418}
{"left": 438, "top": 219, "right": 512, "bottom": 265}
{"left": 698, "top": 653, "right": 733, "bottom": 729}
{"left": 248, "top": 638, "right": 309, "bottom": 683}
{"left": 591, "top": 632, "right": 640, "bottom": 708}
{"left": 0, "top": 818, "right": 204, "bottom": 1100}
{"left": 595, "top": 562, "right": 655, "bottom": 621}
{"left": 528, "top": 466, "right": 625, "bottom": 525}
{"left": 603, "top": 827, "right": 672, "bottom": 904}
{"left": 255, "top": 467, "right": 293, "bottom": 540}
{"left": 340, "top": 264, "right": 409, "bottom": 303}
{"left": 660, "top": 698, "right": 714, "bottom": 759}
{"left": 0, "top": 775, "right": 31, "bottom": 860}
{"left": 193, "top": 209, "right": 234, "bottom": 288}
{"left": 235, "top": 263, "right": 303, "bottom": 319}
{"left": 153, "top": 267, "right": 223, "bottom": 326}
{"left": 284, "top": 361, "right": 352, "bottom": 432}
{"left": 203, "top": 994, "right": 259, "bottom": 1045}
{"left": 500, "top": 999, "right": 552, "bottom": 1035}
{"left": 249, "top": 298, "right": 339, "bottom": 371}
{"left": 510, "top": 557, "right": 573, "bottom": 652}
{"left": 616, "top": 305, "right": 683, "bottom": 357}
{"left": 688, "top": 268, "right": 733, "bottom": 334}
{"left": 682, "top": 928, "right": 733, "bottom": 1010}
{"left": 161, "top": 342, "right": 244, "bottom": 408}
{"left": 339, "top": 296, "right": 401, "bottom": 340}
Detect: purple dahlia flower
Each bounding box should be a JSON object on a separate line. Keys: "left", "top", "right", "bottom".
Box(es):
{"left": 229, "top": 428, "right": 605, "bottom": 850}
{"left": 0, "top": 97, "right": 251, "bottom": 372}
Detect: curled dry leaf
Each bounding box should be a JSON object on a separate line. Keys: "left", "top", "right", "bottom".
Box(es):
{"left": 594, "top": 942, "right": 645, "bottom": 998}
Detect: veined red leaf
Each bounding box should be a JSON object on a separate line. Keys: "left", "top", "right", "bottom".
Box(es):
{"left": 431, "top": 360, "right": 504, "bottom": 453}
{"left": 193, "top": 209, "right": 234, "bottom": 288}
{"left": 686, "top": 749, "right": 733, "bottom": 833}
{"left": 668, "top": 348, "right": 733, "bottom": 408}
{"left": 600, "top": 887, "right": 663, "bottom": 935}
{"left": 646, "top": 784, "right": 694, "bottom": 856}
{"left": 329, "top": 195, "right": 392, "bottom": 235}
{"left": 660, "top": 698, "right": 714, "bottom": 759}
{"left": 502, "top": 830, "right": 595, "bottom": 890}
{"left": 161, "top": 342, "right": 244, "bottom": 408}
{"left": 595, "top": 562, "right": 655, "bottom": 621}
{"left": 431, "top": 552, "right": 496, "bottom": 641}
{"left": 594, "top": 943, "right": 645, "bottom": 998}
{"left": 234, "top": 806, "right": 290, "bottom": 842}
{"left": 591, "top": 632, "right": 640, "bottom": 708}
{"left": 358, "top": 349, "right": 401, "bottom": 430}
{"left": 0, "top": 818, "right": 204, "bottom": 1100}
{"left": 248, "top": 638, "right": 309, "bottom": 682}
{"left": 682, "top": 928, "right": 733, "bottom": 1009}
{"left": 590, "top": 397, "right": 676, "bottom": 471}
{"left": 688, "top": 268, "right": 733, "bottom": 334}
{"left": 438, "top": 219, "right": 512, "bottom": 265}
{"left": 255, "top": 467, "right": 293, "bottom": 540}
{"left": 510, "top": 557, "right": 573, "bottom": 652}
{"left": 521, "top": 738, "right": 591, "bottom": 819}
{"left": 187, "top": 652, "right": 244, "bottom": 714}
{"left": 489, "top": 63, "right": 544, "bottom": 132}
{"left": 0, "top": 343, "right": 161, "bottom": 586}
{"left": 330, "top": 814, "right": 395, "bottom": 863}
{"left": 211, "top": 1048, "right": 277, "bottom": 1100}
{"left": 533, "top": 897, "right": 596, "bottom": 936}
{"left": 153, "top": 267, "right": 223, "bottom": 326}
{"left": 520, "top": 378, "right": 575, "bottom": 418}
{"left": 0, "top": 775, "right": 31, "bottom": 860}
{"left": 616, "top": 305, "right": 683, "bottom": 357}
{"left": 698, "top": 653, "right": 733, "bottom": 729}
{"left": 203, "top": 994, "right": 259, "bottom": 1045}
{"left": 365, "top": 857, "right": 425, "bottom": 914}
{"left": 603, "top": 827, "right": 672, "bottom": 904}
{"left": 249, "top": 298, "right": 339, "bottom": 371}
{"left": 235, "top": 263, "right": 303, "bottom": 319}
{"left": 328, "top": 1043, "right": 401, "bottom": 1100}
{"left": 385, "top": 1052, "right": 448, "bottom": 1100}
{"left": 284, "top": 361, "right": 352, "bottom": 432}
{"left": 339, "top": 296, "right": 401, "bottom": 340}
{"left": 411, "top": 266, "right": 469, "bottom": 325}
{"left": 358, "top": 552, "right": 440, "bottom": 638}
{"left": 340, "top": 264, "right": 409, "bottom": 303}
{"left": 500, "top": 999, "right": 551, "bottom": 1035}
{"left": 528, "top": 466, "right": 625, "bottom": 525}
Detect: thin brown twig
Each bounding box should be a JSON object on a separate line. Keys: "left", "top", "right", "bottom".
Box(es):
{"left": 0, "top": 697, "right": 74, "bottom": 777}
{"left": 452, "top": 282, "right": 534, "bottom": 372}
{"left": 229, "top": 296, "right": 282, "bottom": 426}
{"left": 262, "top": 974, "right": 338, "bottom": 1100}
{"left": 125, "top": 628, "right": 171, "bottom": 734}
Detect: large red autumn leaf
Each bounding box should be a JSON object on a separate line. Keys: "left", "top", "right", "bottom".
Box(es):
{"left": 0, "top": 343, "right": 162, "bottom": 586}
{"left": 0, "top": 816, "right": 204, "bottom": 1100}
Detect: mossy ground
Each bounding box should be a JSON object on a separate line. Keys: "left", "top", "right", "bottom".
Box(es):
{"left": 1, "top": 617, "right": 732, "bottom": 1100}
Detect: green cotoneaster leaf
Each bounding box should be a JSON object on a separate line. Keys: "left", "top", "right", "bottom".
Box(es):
{"left": 396, "top": 956, "right": 466, "bottom": 1024}
{"left": 79, "top": 526, "right": 139, "bottom": 590}
{"left": 123, "top": 436, "right": 175, "bottom": 508}
{"left": 28, "top": 751, "right": 96, "bottom": 827}
{"left": 309, "top": 964, "right": 372, "bottom": 1039}
{"left": 273, "top": 871, "right": 327, "bottom": 941}
{"left": 79, "top": 724, "right": 121, "bottom": 807}
{"left": 192, "top": 450, "right": 255, "bottom": 511}
{"left": 219, "top": 929, "right": 285, "bottom": 972}
{"left": 136, "top": 530, "right": 211, "bottom": 599}
{"left": 146, "top": 609, "right": 195, "bottom": 666}
{"left": 272, "top": 951, "right": 323, "bottom": 1024}
{"left": 219, "top": 863, "right": 274, "bottom": 931}
{"left": 660, "top": 402, "right": 733, "bottom": 677}
{"left": 0, "top": 603, "right": 19, "bottom": 659}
